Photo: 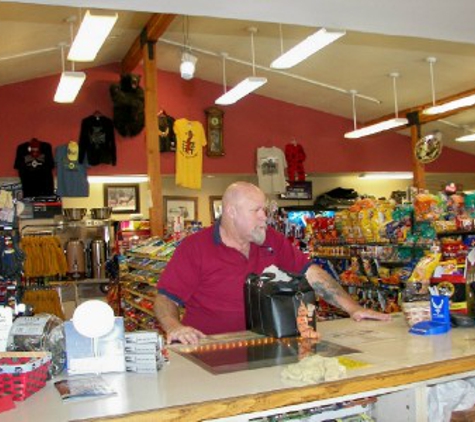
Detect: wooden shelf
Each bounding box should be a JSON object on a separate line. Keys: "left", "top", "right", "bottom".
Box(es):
{"left": 127, "top": 262, "right": 165, "bottom": 274}
{"left": 126, "top": 252, "right": 170, "bottom": 261}
{"left": 120, "top": 275, "right": 158, "bottom": 286}
{"left": 123, "top": 298, "right": 155, "bottom": 317}
{"left": 122, "top": 286, "right": 155, "bottom": 302}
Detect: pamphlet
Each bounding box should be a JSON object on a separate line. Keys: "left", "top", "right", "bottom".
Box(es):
{"left": 54, "top": 375, "right": 117, "bottom": 401}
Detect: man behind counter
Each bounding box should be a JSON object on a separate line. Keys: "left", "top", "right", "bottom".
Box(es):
{"left": 154, "top": 182, "right": 390, "bottom": 344}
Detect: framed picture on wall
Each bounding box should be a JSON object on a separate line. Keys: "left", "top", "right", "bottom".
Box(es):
{"left": 164, "top": 196, "right": 198, "bottom": 224}
{"left": 209, "top": 196, "right": 223, "bottom": 222}
{"left": 103, "top": 184, "right": 140, "bottom": 214}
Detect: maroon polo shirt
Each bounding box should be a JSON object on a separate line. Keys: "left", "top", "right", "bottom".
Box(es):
{"left": 157, "top": 222, "right": 311, "bottom": 335}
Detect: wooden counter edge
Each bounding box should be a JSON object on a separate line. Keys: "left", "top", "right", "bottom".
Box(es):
{"left": 78, "top": 355, "right": 475, "bottom": 422}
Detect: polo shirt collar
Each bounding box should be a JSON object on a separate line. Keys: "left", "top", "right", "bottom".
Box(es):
{"left": 213, "top": 217, "right": 223, "bottom": 245}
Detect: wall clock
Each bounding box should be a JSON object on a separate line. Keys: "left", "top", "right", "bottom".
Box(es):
{"left": 205, "top": 106, "right": 225, "bottom": 157}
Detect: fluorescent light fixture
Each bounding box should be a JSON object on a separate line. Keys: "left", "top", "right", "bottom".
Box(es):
{"left": 423, "top": 93, "right": 475, "bottom": 116}
{"left": 68, "top": 10, "right": 118, "bottom": 62}
{"left": 271, "top": 28, "right": 346, "bottom": 69}
{"left": 344, "top": 117, "right": 408, "bottom": 139}
{"left": 359, "top": 172, "right": 413, "bottom": 180}
{"left": 54, "top": 71, "right": 86, "bottom": 103}
{"left": 180, "top": 51, "right": 197, "bottom": 80}
{"left": 455, "top": 133, "right": 475, "bottom": 142}
{"left": 215, "top": 76, "right": 267, "bottom": 105}
{"left": 88, "top": 175, "right": 148, "bottom": 184}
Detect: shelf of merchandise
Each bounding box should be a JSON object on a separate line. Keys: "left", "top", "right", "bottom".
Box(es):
{"left": 310, "top": 241, "right": 427, "bottom": 314}
{"left": 123, "top": 297, "right": 155, "bottom": 316}
{"left": 119, "top": 239, "right": 178, "bottom": 332}
{"left": 122, "top": 286, "right": 155, "bottom": 302}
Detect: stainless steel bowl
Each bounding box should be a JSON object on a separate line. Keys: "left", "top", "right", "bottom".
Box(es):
{"left": 90, "top": 207, "right": 113, "bottom": 220}
{"left": 62, "top": 208, "right": 87, "bottom": 221}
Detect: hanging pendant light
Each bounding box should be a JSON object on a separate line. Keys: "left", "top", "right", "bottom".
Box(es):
{"left": 180, "top": 16, "right": 198, "bottom": 80}
{"left": 54, "top": 43, "right": 85, "bottom": 103}
{"left": 455, "top": 125, "right": 475, "bottom": 142}
{"left": 344, "top": 73, "right": 408, "bottom": 139}
{"left": 67, "top": 10, "right": 118, "bottom": 62}
{"left": 215, "top": 27, "right": 267, "bottom": 105}
{"left": 270, "top": 25, "right": 346, "bottom": 70}
{"left": 423, "top": 56, "right": 475, "bottom": 115}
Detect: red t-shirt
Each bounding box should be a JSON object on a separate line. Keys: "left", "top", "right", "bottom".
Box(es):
{"left": 157, "top": 223, "right": 310, "bottom": 335}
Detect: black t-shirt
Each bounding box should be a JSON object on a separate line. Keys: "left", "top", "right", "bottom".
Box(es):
{"left": 14, "top": 140, "right": 55, "bottom": 198}
{"left": 78, "top": 115, "right": 116, "bottom": 166}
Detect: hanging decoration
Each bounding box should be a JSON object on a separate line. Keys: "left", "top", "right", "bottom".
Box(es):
{"left": 414, "top": 130, "right": 443, "bottom": 164}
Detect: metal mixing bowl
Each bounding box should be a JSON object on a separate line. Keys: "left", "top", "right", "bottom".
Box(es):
{"left": 90, "top": 207, "right": 113, "bottom": 219}
{"left": 62, "top": 208, "right": 87, "bottom": 221}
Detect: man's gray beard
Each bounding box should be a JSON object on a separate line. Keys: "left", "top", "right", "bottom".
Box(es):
{"left": 251, "top": 227, "right": 266, "bottom": 245}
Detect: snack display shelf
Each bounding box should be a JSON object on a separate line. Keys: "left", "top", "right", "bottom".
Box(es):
{"left": 120, "top": 274, "right": 157, "bottom": 285}
{"left": 123, "top": 298, "right": 154, "bottom": 317}
{"left": 124, "top": 315, "right": 156, "bottom": 331}
{"left": 127, "top": 263, "right": 165, "bottom": 274}
{"left": 126, "top": 251, "right": 170, "bottom": 261}
{"left": 122, "top": 287, "right": 155, "bottom": 302}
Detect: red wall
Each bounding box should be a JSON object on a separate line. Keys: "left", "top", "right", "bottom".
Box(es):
{"left": 1, "top": 62, "right": 475, "bottom": 178}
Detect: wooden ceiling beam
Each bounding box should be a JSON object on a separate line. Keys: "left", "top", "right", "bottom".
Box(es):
{"left": 121, "top": 13, "right": 176, "bottom": 73}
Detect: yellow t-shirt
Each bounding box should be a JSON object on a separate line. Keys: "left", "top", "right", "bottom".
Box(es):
{"left": 174, "top": 118, "right": 207, "bottom": 189}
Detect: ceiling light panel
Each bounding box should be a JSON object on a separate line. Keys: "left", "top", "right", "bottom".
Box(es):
{"left": 54, "top": 71, "right": 86, "bottom": 103}
{"left": 271, "top": 28, "right": 346, "bottom": 70}
{"left": 68, "top": 10, "right": 118, "bottom": 62}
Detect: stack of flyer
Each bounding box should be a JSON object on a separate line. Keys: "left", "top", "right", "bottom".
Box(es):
{"left": 124, "top": 331, "right": 166, "bottom": 373}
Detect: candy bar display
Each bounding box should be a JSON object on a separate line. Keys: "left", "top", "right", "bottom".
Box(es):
{"left": 118, "top": 237, "right": 183, "bottom": 333}
{"left": 306, "top": 189, "right": 475, "bottom": 316}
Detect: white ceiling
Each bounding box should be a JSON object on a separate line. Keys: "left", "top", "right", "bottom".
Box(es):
{"left": 4, "top": 1, "right": 475, "bottom": 156}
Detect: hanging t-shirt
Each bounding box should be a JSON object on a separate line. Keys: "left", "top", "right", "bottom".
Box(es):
{"left": 174, "top": 118, "right": 207, "bottom": 190}
{"left": 78, "top": 114, "right": 116, "bottom": 166}
{"left": 14, "top": 139, "right": 55, "bottom": 198}
{"left": 256, "top": 146, "right": 287, "bottom": 194}
{"left": 55, "top": 142, "right": 90, "bottom": 198}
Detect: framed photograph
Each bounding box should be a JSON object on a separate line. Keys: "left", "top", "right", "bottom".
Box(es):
{"left": 103, "top": 184, "right": 140, "bottom": 214}
{"left": 164, "top": 196, "right": 198, "bottom": 224}
{"left": 209, "top": 196, "right": 223, "bottom": 222}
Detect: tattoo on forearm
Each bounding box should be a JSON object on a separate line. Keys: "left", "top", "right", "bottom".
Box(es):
{"left": 309, "top": 268, "right": 350, "bottom": 308}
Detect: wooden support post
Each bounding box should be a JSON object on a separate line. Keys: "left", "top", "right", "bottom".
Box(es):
{"left": 411, "top": 124, "right": 426, "bottom": 190}
{"left": 143, "top": 40, "right": 163, "bottom": 237}
{"left": 121, "top": 14, "right": 175, "bottom": 237}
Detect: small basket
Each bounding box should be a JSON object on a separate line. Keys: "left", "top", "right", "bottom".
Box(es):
{"left": 0, "top": 352, "right": 51, "bottom": 401}
{"left": 401, "top": 301, "right": 431, "bottom": 327}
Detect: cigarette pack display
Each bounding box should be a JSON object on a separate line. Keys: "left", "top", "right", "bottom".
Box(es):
{"left": 124, "top": 342, "right": 158, "bottom": 354}
{"left": 125, "top": 353, "right": 160, "bottom": 363}
{"left": 125, "top": 360, "right": 161, "bottom": 373}
{"left": 124, "top": 331, "right": 159, "bottom": 344}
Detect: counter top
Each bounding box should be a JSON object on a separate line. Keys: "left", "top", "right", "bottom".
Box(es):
{"left": 5, "top": 314, "right": 475, "bottom": 422}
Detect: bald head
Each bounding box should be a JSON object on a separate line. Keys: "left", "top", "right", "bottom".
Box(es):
{"left": 222, "top": 182, "right": 264, "bottom": 209}
{"left": 220, "top": 182, "right": 268, "bottom": 245}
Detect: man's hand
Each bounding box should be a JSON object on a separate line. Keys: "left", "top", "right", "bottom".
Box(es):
{"left": 350, "top": 307, "right": 391, "bottom": 322}
{"left": 166, "top": 324, "right": 206, "bottom": 345}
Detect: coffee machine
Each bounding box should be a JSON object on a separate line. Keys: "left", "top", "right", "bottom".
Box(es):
{"left": 62, "top": 219, "right": 114, "bottom": 280}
